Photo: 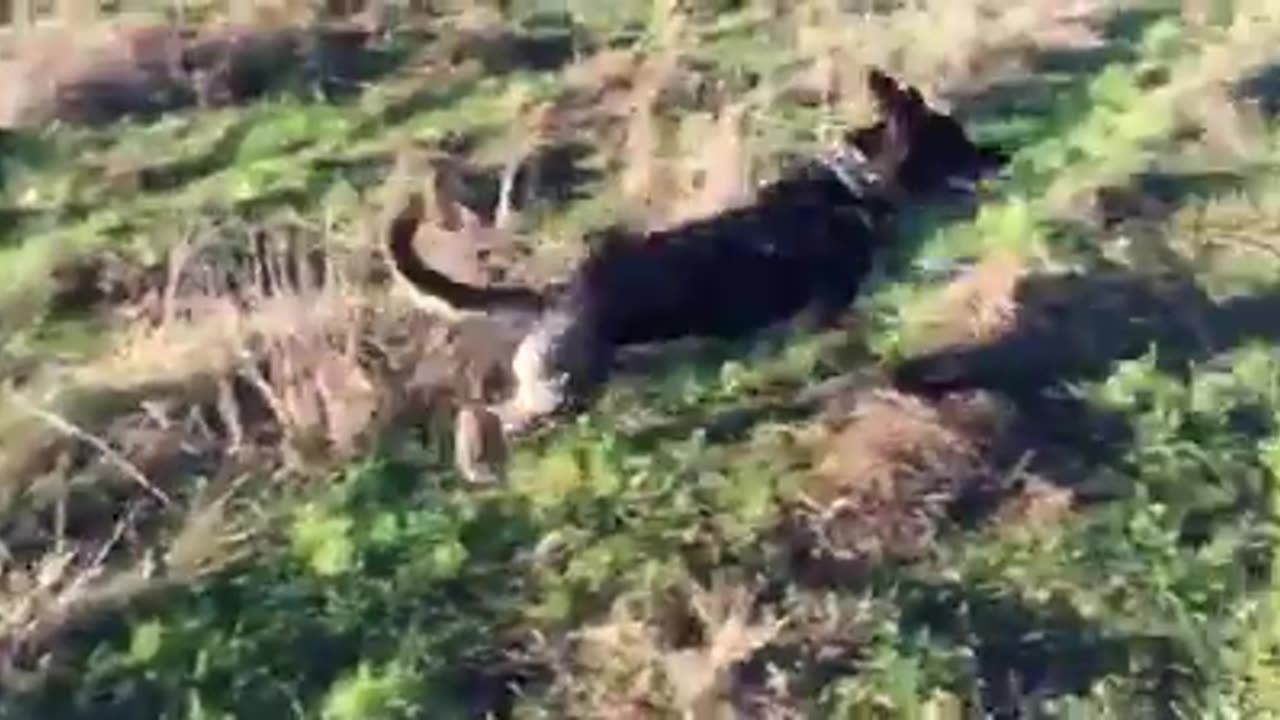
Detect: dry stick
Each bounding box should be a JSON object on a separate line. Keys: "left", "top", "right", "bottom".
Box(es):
{"left": 216, "top": 377, "right": 246, "bottom": 452}
{"left": 10, "top": 503, "right": 154, "bottom": 676}
{"left": 1003, "top": 450, "right": 1037, "bottom": 487}
{"left": 239, "top": 359, "right": 293, "bottom": 443}
{"left": 1188, "top": 205, "right": 1280, "bottom": 262}
{"left": 10, "top": 395, "right": 173, "bottom": 507}
{"left": 167, "top": 472, "right": 257, "bottom": 579}
{"left": 494, "top": 143, "right": 532, "bottom": 231}
{"left": 294, "top": 233, "right": 317, "bottom": 296}
{"left": 162, "top": 226, "right": 203, "bottom": 331}
{"left": 32, "top": 451, "right": 75, "bottom": 556}
{"left": 87, "top": 501, "right": 143, "bottom": 570}
{"left": 1204, "top": 234, "right": 1280, "bottom": 262}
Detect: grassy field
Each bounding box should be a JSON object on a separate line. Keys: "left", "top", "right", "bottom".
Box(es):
{"left": 3, "top": 1, "right": 1280, "bottom": 717}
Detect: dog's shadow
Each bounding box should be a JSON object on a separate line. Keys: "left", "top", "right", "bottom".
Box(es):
{"left": 619, "top": 262, "right": 1280, "bottom": 493}
{"left": 873, "top": 265, "right": 1280, "bottom": 495}
{"left": 892, "top": 265, "right": 1280, "bottom": 399}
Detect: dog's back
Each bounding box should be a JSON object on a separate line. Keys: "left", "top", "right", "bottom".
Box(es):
{"left": 576, "top": 165, "right": 883, "bottom": 344}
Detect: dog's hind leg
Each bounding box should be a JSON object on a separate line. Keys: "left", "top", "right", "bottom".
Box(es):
{"left": 454, "top": 403, "right": 508, "bottom": 484}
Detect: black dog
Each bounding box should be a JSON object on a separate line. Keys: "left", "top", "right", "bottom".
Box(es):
{"left": 388, "top": 68, "right": 1006, "bottom": 435}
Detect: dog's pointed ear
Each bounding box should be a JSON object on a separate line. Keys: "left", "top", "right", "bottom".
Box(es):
{"left": 867, "top": 67, "right": 910, "bottom": 116}
{"left": 866, "top": 67, "right": 926, "bottom": 128}
{"left": 867, "top": 66, "right": 899, "bottom": 105}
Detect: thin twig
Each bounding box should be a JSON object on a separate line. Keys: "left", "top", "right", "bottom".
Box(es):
{"left": 495, "top": 143, "right": 532, "bottom": 231}
{"left": 1204, "top": 234, "right": 1280, "bottom": 262}
{"left": 216, "top": 377, "right": 245, "bottom": 452}
{"left": 88, "top": 501, "right": 143, "bottom": 570}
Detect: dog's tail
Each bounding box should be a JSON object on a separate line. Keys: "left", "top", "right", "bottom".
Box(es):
{"left": 387, "top": 192, "right": 546, "bottom": 314}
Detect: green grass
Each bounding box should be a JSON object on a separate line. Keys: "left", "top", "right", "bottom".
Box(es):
{"left": 5, "top": 1, "right": 1280, "bottom": 717}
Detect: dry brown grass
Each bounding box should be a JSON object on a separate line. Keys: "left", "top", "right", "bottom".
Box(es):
{"left": 905, "top": 252, "right": 1028, "bottom": 353}
{"left": 617, "top": 6, "right": 687, "bottom": 227}
{"left": 614, "top": 11, "right": 764, "bottom": 230}
{"left": 666, "top": 99, "right": 756, "bottom": 226}
{"left": 1170, "top": 190, "right": 1280, "bottom": 283}
{"left": 73, "top": 219, "right": 386, "bottom": 471}
{"left": 783, "top": 0, "right": 1116, "bottom": 116}
{"left": 0, "top": 0, "right": 393, "bottom": 126}
{"left": 1, "top": 469, "right": 254, "bottom": 690}
{"left": 801, "top": 389, "right": 1025, "bottom": 565}
{"left": 541, "top": 579, "right": 784, "bottom": 719}
{"left": 990, "top": 476, "right": 1075, "bottom": 539}
{"left": 11, "top": 224, "right": 358, "bottom": 467}
{"left": 0, "top": 20, "right": 168, "bottom": 126}
{"left": 0, "top": 184, "right": 466, "bottom": 680}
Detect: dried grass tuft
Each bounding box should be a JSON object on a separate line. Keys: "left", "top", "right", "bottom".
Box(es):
{"left": 618, "top": 6, "right": 689, "bottom": 226}
{"left": 804, "top": 389, "right": 1013, "bottom": 564}
{"left": 545, "top": 580, "right": 782, "bottom": 718}
{"left": 668, "top": 99, "right": 755, "bottom": 225}
{"left": 909, "top": 252, "right": 1027, "bottom": 352}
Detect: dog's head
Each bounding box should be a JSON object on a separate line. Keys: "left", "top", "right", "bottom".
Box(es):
{"left": 845, "top": 68, "right": 1006, "bottom": 197}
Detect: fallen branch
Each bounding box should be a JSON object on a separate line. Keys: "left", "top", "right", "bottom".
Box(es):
{"left": 10, "top": 394, "right": 172, "bottom": 507}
